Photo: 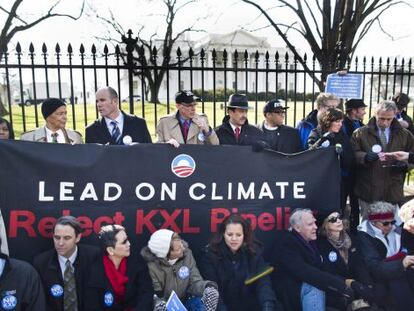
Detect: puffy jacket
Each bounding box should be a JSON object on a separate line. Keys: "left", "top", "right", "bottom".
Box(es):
{"left": 296, "top": 109, "right": 318, "bottom": 149}
{"left": 141, "top": 241, "right": 215, "bottom": 301}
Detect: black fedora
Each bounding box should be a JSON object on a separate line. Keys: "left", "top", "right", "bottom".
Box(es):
{"left": 227, "top": 93, "right": 252, "bottom": 110}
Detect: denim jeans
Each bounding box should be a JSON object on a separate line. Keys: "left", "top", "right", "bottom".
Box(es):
{"left": 300, "top": 282, "right": 325, "bottom": 311}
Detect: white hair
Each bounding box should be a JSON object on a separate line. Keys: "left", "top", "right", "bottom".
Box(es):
{"left": 289, "top": 208, "right": 313, "bottom": 231}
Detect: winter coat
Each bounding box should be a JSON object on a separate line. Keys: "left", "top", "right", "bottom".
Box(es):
{"left": 200, "top": 241, "right": 279, "bottom": 311}
{"left": 307, "top": 128, "right": 354, "bottom": 175}
{"left": 317, "top": 235, "right": 374, "bottom": 311}
{"left": 272, "top": 230, "right": 350, "bottom": 311}
{"left": 256, "top": 122, "right": 302, "bottom": 153}
{"left": 33, "top": 244, "right": 100, "bottom": 311}
{"left": 84, "top": 254, "right": 153, "bottom": 311}
{"left": 20, "top": 126, "right": 83, "bottom": 144}
{"left": 215, "top": 115, "right": 265, "bottom": 146}
{"left": 141, "top": 241, "right": 214, "bottom": 301}
{"left": 0, "top": 253, "right": 45, "bottom": 311}
{"left": 296, "top": 109, "right": 318, "bottom": 149}
{"left": 342, "top": 116, "right": 364, "bottom": 138}
{"left": 351, "top": 117, "right": 414, "bottom": 204}
{"left": 156, "top": 112, "right": 219, "bottom": 145}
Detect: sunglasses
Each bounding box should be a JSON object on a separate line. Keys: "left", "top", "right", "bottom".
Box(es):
{"left": 327, "top": 214, "right": 343, "bottom": 223}
{"left": 380, "top": 220, "right": 396, "bottom": 226}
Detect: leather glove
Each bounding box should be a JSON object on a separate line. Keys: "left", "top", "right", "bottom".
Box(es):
{"left": 343, "top": 286, "right": 355, "bottom": 301}
{"left": 364, "top": 152, "right": 379, "bottom": 163}
{"left": 262, "top": 300, "right": 275, "bottom": 311}
{"left": 351, "top": 281, "right": 375, "bottom": 303}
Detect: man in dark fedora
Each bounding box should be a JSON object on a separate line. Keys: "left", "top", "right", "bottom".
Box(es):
{"left": 20, "top": 98, "right": 83, "bottom": 144}
{"left": 257, "top": 99, "right": 302, "bottom": 153}
{"left": 392, "top": 92, "right": 414, "bottom": 135}
{"left": 215, "top": 93, "right": 264, "bottom": 145}
{"left": 342, "top": 99, "right": 367, "bottom": 138}
{"left": 342, "top": 98, "right": 367, "bottom": 232}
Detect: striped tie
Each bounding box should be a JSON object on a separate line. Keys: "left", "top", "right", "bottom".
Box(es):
{"left": 110, "top": 121, "right": 121, "bottom": 144}
{"left": 63, "top": 260, "right": 78, "bottom": 311}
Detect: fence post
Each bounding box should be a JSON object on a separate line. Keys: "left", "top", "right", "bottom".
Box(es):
{"left": 122, "top": 29, "right": 138, "bottom": 114}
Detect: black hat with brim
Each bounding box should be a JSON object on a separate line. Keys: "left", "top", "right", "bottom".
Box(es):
{"left": 227, "top": 93, "right": 252, "bottom": 110}
{"left": 345, "top": 99, "right": 367, "bottom": 110}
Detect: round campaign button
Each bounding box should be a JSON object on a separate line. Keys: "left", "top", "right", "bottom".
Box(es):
{"left": 177, "top": 266, "right": 190, "bottom": 279}
{"left": 328, "top": 251, "right": 338, "bottom": 262}
{"left": 104, "top": 291, "right": 114, "bottom": 307}
{"left": 122, "top": 135, "right": 133, "bottom": 145}
{"left": 50, "top": 284, "right": 64, "bottom": 297}
{"left": 371, "top": 144, "right": 382, "bottom": 153}
{"left": 1, "top": 295, "right": 17, "bottom": 310}
{"left": 321, "top": 140, "right": 330, "bottom": 148}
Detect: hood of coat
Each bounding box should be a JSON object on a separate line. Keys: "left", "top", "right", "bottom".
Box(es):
{"left": 141, "top": 240, "right": 190, "bottom": 266}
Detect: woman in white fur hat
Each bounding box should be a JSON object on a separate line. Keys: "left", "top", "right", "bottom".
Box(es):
{"left": 141, "top": 229, "right": 219, "bottom": 311}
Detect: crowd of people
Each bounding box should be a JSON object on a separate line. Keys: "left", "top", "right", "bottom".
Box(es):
{"left": 1, "top": 87, "right": 414, "bottom": 310}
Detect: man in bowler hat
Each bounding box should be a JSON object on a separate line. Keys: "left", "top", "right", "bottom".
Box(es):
{"left": 20, "top": 98, "right": 83, "bottom": 143}
{"left": 215, "top": 93, "right": 264, "bottom": 145}
{"left": 392, "top": 92, "right": 414, "bottom": 135}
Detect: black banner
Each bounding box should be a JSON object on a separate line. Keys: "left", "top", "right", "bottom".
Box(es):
{"left": 0, "top": 140, "right": 340, "bottom": 261}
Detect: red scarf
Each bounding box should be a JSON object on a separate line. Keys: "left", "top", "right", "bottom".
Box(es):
{"left": 103, "top": 255, "right": 129, "bottom": 306}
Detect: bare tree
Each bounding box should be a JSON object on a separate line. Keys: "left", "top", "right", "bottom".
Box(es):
{"left": 242, "top": 0, "right": 411, "bottom": 91}
{"left": 0, "top": 0, "right": 85, "bottom": 116}
{"left": 97, "top": 0, "right": 205, "bottom": 103}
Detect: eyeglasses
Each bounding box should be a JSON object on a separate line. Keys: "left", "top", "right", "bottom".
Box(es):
{"left": 380, "top": 220, "right": 396, "bottom": 226}
{"left": 327, "top": 214, "right": 343, "bottom": 223}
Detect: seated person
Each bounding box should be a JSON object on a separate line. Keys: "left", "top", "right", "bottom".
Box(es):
{"left": 358, "top": 201, "right": 414, "bottom": 311}
{"left": 201, "top": 214, "right": 281, "bottom": 311}
{"left": 141, "top": 229, "right": 219, "bottom": 311}
{"left": 85, "top": 224, "right": 153, "bottom": 310}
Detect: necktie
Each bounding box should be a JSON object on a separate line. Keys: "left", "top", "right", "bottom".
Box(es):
{"left": 234, "top": 127, "right": 241, "bottom": 141}
{"left": 64, "top": 260, "right": 78, "bottom": 311}
{"left": 51, "top": 132, "right": 58, "bottom": 143}
{"left": 379, "top": 128, "right": 387, "bottom": 149}
{"left": 110, "top": 121, "right": 121, "bottom": 144}
{"left": 183, "top": 120, "right": 190, "bottom": 141}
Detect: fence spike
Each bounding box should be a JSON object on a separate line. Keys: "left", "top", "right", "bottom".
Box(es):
{"left": 265, "top": 51, "right": 269, "bottom": 61}
{"left": 255, "top": 50, "right": 259, "bottom": 62}
{"left": 212, "top": 48, "right": 217, "bottom": 60}
{"left": 303, "top": 53, "right": 307, "bottom": 62}
{"left": 80, "top": 44, "right": 85, "bottom": 54}
{"left": 189, "top": 47, "right": 194, "bottom": 58}
{"left": 55, "top": 43, "right": 61, "bottom": 54}
{"left": 67, "top": 43, "right": 73, "bottom": 54}
{"left": 200, "top": 48, "right": 205, "bottom": 59}
{"left": 29, "top": 43, "right": 34, "bottom": 53}
{"left": 16, "top": 42, "right": 22, "bottom": 53}
{"left": 244, "top": 49, "right": 248, "bottom": 61}
{"left": 103, "top": 44, "right": 109, "bottom": 55}
{"left": 91, "top": 44, "right": 96, "bottom": 55}
{"left": 115, "top": 45, "right": 120, "bottom": 55}
{"left": 285, "top": 52, "right": 289, "bottom": 61}
{"left": 234, "top": 50, "right": 239, "bottom": 61}
{"left": 42, "top": 43, "right": 47, "bottom": 54}
{"left": 176, "top": 46, "right": 181, "bottom": 57}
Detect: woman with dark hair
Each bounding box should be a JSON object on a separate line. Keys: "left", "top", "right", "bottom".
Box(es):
{"left": 85, "top": 224, "right": 153, "bottom": 310}
{"left": 317, "top": 210, "right": 376, "bottom": 310}
{"left": 307, "top": 108, "right": 354, "bottom": 214}
{"left": 0, "top": 117, "right": 14, "bottom": 139}
{"left": 200, "top": 214, "right": 281, "bottom": 311}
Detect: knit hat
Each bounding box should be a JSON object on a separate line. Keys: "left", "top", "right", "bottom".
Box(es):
{"left": 41, "top": 98, "right": 66, "bottom": 119}
{"left": 148, "top": 229, "right": 174, "bottom": 258}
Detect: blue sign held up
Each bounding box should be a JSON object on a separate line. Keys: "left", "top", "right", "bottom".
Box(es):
{"left": 166, "top": 291, "right": 188, "bottom": 311}
{"left": 325, "top": 73, "right": 363, "bottom": 99}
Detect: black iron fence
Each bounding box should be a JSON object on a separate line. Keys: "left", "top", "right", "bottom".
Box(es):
{"left": 1, "top": 30, "right": 413, "bottom": 137}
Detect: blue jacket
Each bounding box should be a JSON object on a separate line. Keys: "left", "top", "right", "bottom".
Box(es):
{"left": 296, "top": 110, "right": 318, "bottom": 149}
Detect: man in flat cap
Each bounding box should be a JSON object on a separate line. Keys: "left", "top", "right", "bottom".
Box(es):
{"left": 392, "top": 92, "right": 414, "bottom": 135}
{"left": 20, "top": 98, "right": 83, "bottom": 143}
{"left": 156, "top": 90, "right": 218, "bottom": 147}
{"left": 86, "top": 86, "right": 152, "bottom": 145}
{"left": 215, "top": 93, "right": 264, "bottom": 145}
{"left": 257, "top": 99, "right": 302, "bottom": 153}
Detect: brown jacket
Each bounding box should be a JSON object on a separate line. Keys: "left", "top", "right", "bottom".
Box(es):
{"left": 156, "top": 112, "right": 219, "bottom": 145}
{"left": 351, "top": 117, "right": 414, "bottom": 203}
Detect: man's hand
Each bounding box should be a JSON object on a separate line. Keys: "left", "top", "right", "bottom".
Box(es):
{"left": 402, "top": 255, "right": 414, "bottom": 269}
{"left": 166, "top": 138, "right": 180, "bottom": 148}
{"left": 386, "top": 151, "right": 409, "bottom": 161}
{"left": 192, "top": 115, "right": 209, "bottom": 133}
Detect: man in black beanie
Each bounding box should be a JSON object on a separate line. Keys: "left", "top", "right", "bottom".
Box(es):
{"left": 20, "top": 98, "right": 83, "bottom": 144}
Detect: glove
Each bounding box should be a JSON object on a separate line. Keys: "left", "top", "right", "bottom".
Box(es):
{"left": 153, "top": 295, "right": 167, "bottom": 311}
{"left": 343, "top": 285, "right": 355, "bottom": 301}
{"left": 364, "top": 152, "right": 379, "bottom": 163}
{"left": 262, "top": 301, "right": 275, "bottom": 311}
{"left": 351, "top": 281, "right": 375, "bottom": 303}
{"left": 201, "top": 286, "right": 219, "bottom": 311}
